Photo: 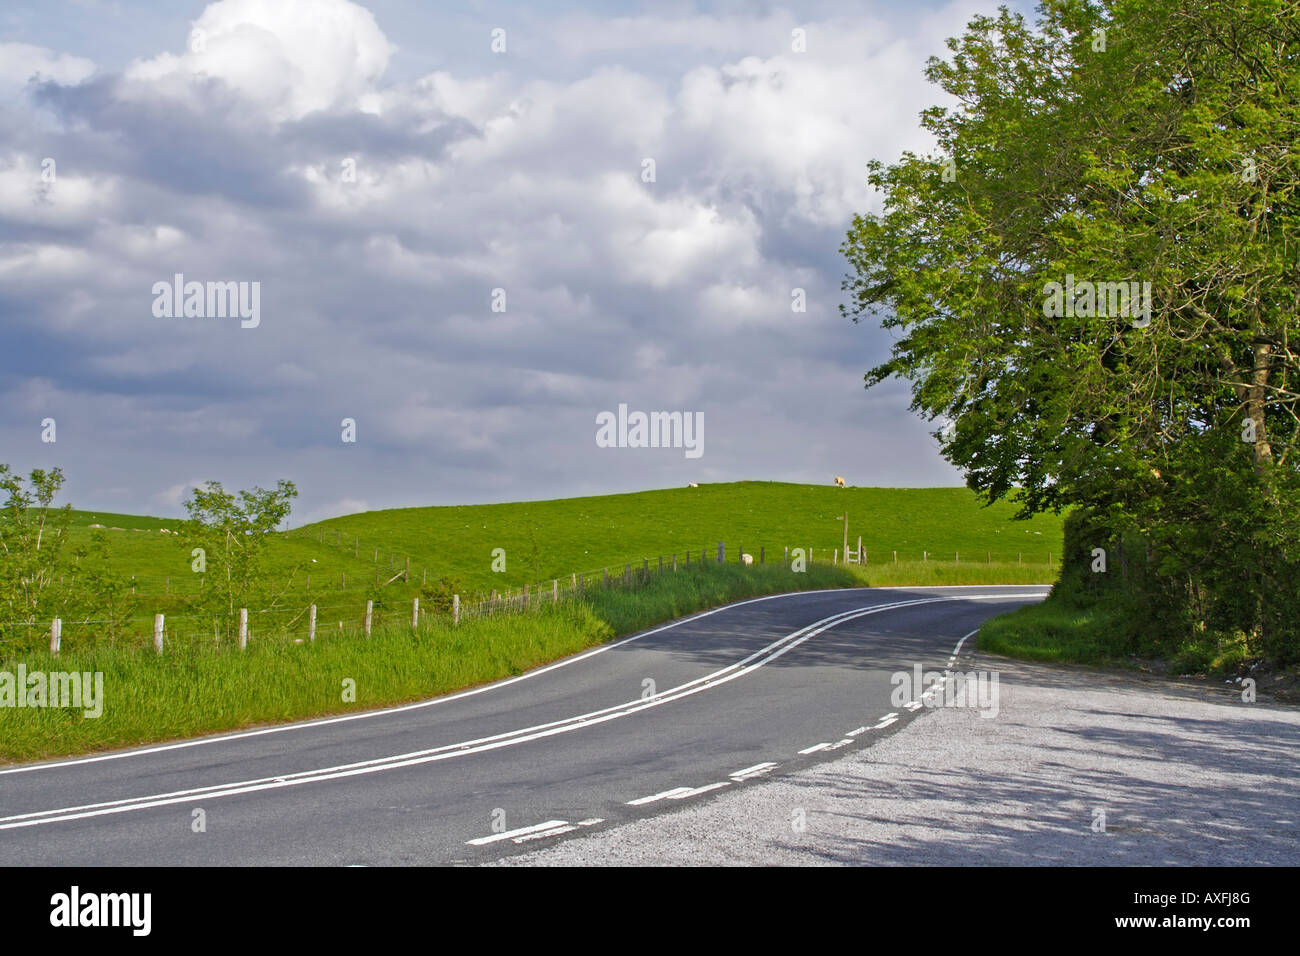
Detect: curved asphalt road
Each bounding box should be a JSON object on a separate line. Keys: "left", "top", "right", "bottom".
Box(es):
{"left": 0, "top": 585, "right": 1047, "bottom": 866}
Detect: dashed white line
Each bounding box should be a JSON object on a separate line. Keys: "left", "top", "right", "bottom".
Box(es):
{"left": 512, "top": 825, "right": 577, "bottom": 844}
{"left": 845, "top": 727, "right": 869, "bottom": 737}
{"left": 466, "top": 820, "right": 569, "bottom": 846}
{"left": 627, "top": 787, "right": 693, "bottom": 806}
{"left": 799, "top": 743, "right": 833, "bottom": 755}
{"left": 729, "top": 762, "right": 778, "bottom": 780}
{"left": 667, "top": 781, "right": 731, "bottom": 799}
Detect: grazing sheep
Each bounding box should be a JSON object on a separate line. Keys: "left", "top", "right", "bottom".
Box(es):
{"left": 688, "top": 482, "right": 699, "bottom": 488}
{"left": 741, "top": 553, "right": 754, "bottom": 566}
{"left": 834, "top": 476, "right": 846, "bottom": 487}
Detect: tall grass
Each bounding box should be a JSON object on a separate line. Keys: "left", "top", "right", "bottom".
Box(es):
{"left": 0, "top": 562, "right": 867, "bottom": 763}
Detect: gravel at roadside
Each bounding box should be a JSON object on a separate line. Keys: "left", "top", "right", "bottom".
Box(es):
{"left": 493, "top": 653, "right": 1300, "bottom": 865}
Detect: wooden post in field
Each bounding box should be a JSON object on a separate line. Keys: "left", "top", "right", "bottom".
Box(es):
{"left": 760, "top": 546, "right": 765, "bottom": 564}
{"left": 717, "top": 542, "right": 724, "bottom": 563}
{"left": 624, "top": 563, "right": 631, "bottom": 585}
{"left": 411, "top": 597, "right": 419, "bottom": 630}
{"left": 894, "top": 550, "right": 897, "bottom": 563}
{"left": 306, "top": 573, "right": 310, "bottom": 590}
{"left": 1019, "top": 552, "right": 1022, "bottom": 564}
{"left": 658, "top": 555, "right": 663, "bottom": 574}
{"left": 423, "top": 568, "right": 427, "bottom": 585}
{"left": 1049, "top": 552, "right": 1053, "bottom": 565}
{"left": 452, "top": 594, "right": 460, "bottom": 625}
{"left": 552, "top": 579, "right": 558, "bottom": 603}
{"left": 364, "top": 600, "right": 373, "bottom": 637}
{"left": 374, "top": 547, "right": 378, "bottom": 562}
{"left": 956, "top": 552, "right": 959, "bottom": 564}
{"left": 923, "top": 551, "right": 927, "bottom": 562}
{"left": 834, "top": 549, "right": 838, "bottom": 564}
{"left": 309, "top": 604, "right": 317, "bottom": 642}
{"left": 49, "top": 618, "right": 61, "bottom": 655}
{"left": 673, "top": 554, "right": 678, "bottom": 572}
{"left": 642, "top": 558, "right": 648, "bottom": 578}
{"left": 405, "top": 556, "right": 410, "bottom": 582}
{"left": 237, "top": 609, "right": 247, "bottom": 650}
{"left": 686, "top": 550, "right": 690, "bottom": 566}
{"left": 784, "top": 546, "right": 789, "bottom": 563}
{"left": 341, "top": 572, "right": 346, "bottom": 590}
{"left": 988, "top": 552, "right": 991, "bottom": 564}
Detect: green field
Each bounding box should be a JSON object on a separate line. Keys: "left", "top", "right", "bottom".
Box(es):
{"left": 1, "top": 483, "right": 1067, "bottom": 761}
{"left": 66, "top": 481, "right": 1065, "bottom": 605}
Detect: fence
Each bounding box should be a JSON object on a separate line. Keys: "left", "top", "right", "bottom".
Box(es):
{"left": 10, "top": 541, "right": 1060, "bottom": 655}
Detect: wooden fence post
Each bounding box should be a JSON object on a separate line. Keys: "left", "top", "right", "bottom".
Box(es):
{"left": 893, "top": 550, "right": 897, "bottom": 563}
{"left": 760, "top": 546, "right": 765, "bottom": 564}
{"left": 672, "top": 554, "right": 678, "bottom": 572}
{"left": 309, "top": 604, "right": 317, "bottom": 642}
{"left": 658, "top": 556, "right": 663, "bottom": 574}
{"left": 784, "top": 546, "right": 788, "bottom": 563}
{"left": 717, "top": 542, "right": 724, "bottom": 563}
{"left": 237, "top": 609, "right": 247, "bottom": 650}
{"left": 405, "top": 556, "right": 410, "bottom": 582}
{"left": 49, "top": 618, "right": 61, "bottom": 655}
{"left": 552, "top": 579, "right": 558, "bottom": 603}
{"left": 923, "top": 551, "right": 927, "bottom": 562}
{"left": 341, "top": 571, "right": 346, "bottom": 590}
{"left": 452, "top": 594, "right": 460, "bottom": 625}
{"left": 834, "top": 549, "right": 838, "bottom": 564}
{"left": 155, "top": 613, "right": 166, "bottom": 654}
{"left": 858, "top": 536, "right": 863, "bottom": 563}
{"left": 412, "top": 597, "right": 419, "bottom": 630}
{"left": 624, "top": 563, "right": 631, "bottom": 585}
{"left": 364, "top": 600, "right": 373, "bottom": 638}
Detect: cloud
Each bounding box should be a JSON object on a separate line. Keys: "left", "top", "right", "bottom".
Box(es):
{"left": 0, "top": 0, "right": 978, "bottom": 518}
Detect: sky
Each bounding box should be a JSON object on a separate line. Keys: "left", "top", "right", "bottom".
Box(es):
{"left": 0, "top": 0, "right": 1034, "bottom": 524}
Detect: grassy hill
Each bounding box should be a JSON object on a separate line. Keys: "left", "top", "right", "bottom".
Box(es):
{"left": 66, "top": 481, "right": 1065, "bottom": 600}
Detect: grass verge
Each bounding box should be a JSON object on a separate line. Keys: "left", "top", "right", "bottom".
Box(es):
{"left": 2, "top": 560, "right": 1058, "bottom": 764}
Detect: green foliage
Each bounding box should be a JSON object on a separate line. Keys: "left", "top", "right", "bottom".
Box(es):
{"left": 844, "top": 0, "right": 1300, "bottom": 661}
{"left": 175, "top": 479, "right": 299, "bottom": 639}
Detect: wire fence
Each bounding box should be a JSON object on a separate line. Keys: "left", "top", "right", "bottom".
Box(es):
{"left": 2, "top": 541, "right": 1061, "bottom": 655}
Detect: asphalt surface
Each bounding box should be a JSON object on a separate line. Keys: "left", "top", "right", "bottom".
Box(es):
{"left": 496, "top": 652, "right": 1300, "bottom": 866}
{"left": 0, "top": 585, "right": 1047, "bottom": 866}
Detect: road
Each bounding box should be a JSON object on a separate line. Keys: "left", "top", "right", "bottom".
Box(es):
{"left": 0, "top": 585, "right": 1047, "bottom": 866}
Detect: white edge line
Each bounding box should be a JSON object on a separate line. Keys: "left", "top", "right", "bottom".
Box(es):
{"left": 0, "top": 590, "right": 1044, "bottom": 776}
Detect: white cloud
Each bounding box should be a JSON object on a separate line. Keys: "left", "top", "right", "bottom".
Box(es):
{"left": 125, "top": 0, "right": 394, "bottom": 121}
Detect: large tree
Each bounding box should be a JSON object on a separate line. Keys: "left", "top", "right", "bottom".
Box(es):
{"left": 842, "top": 0, "right": 1300, "bottom": 654}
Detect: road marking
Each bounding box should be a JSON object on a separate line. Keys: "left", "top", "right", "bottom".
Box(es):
{"left": 576, "top": 818, "right": 604, "bottom": 827}
{"left": 512, "top": 825, "right": 577, "bottom": 844}
{"left": 799, "top": 743, "right": 832, "bottom": 755}
{"left": 0, "top": 593, "right": 1043, "bottom": 779}
{"left": 904, "top": 702, "right": 923, "bottom": 711}
{"left": 873, "top": 717, "right": 898, "bottom": 729}
{"left": 667, "top": 781, "right": 730, "bottom": 799}
{"left": 827, "top": 738, "right": 855, "bottom": 750}
{"left": 628, "top": 787, "right": 693, "bottom": 806}
{"left": 0, "top": 598, "right": 1036, "bottom": 831}
{"left": 729, "top": 762, "right": 778, "bottom": 780}
{"left": 846, "top": 727, "right": 869, "bottom": 737}
{"left": 466, "top": 820, "right": 569, "bottom": 846}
